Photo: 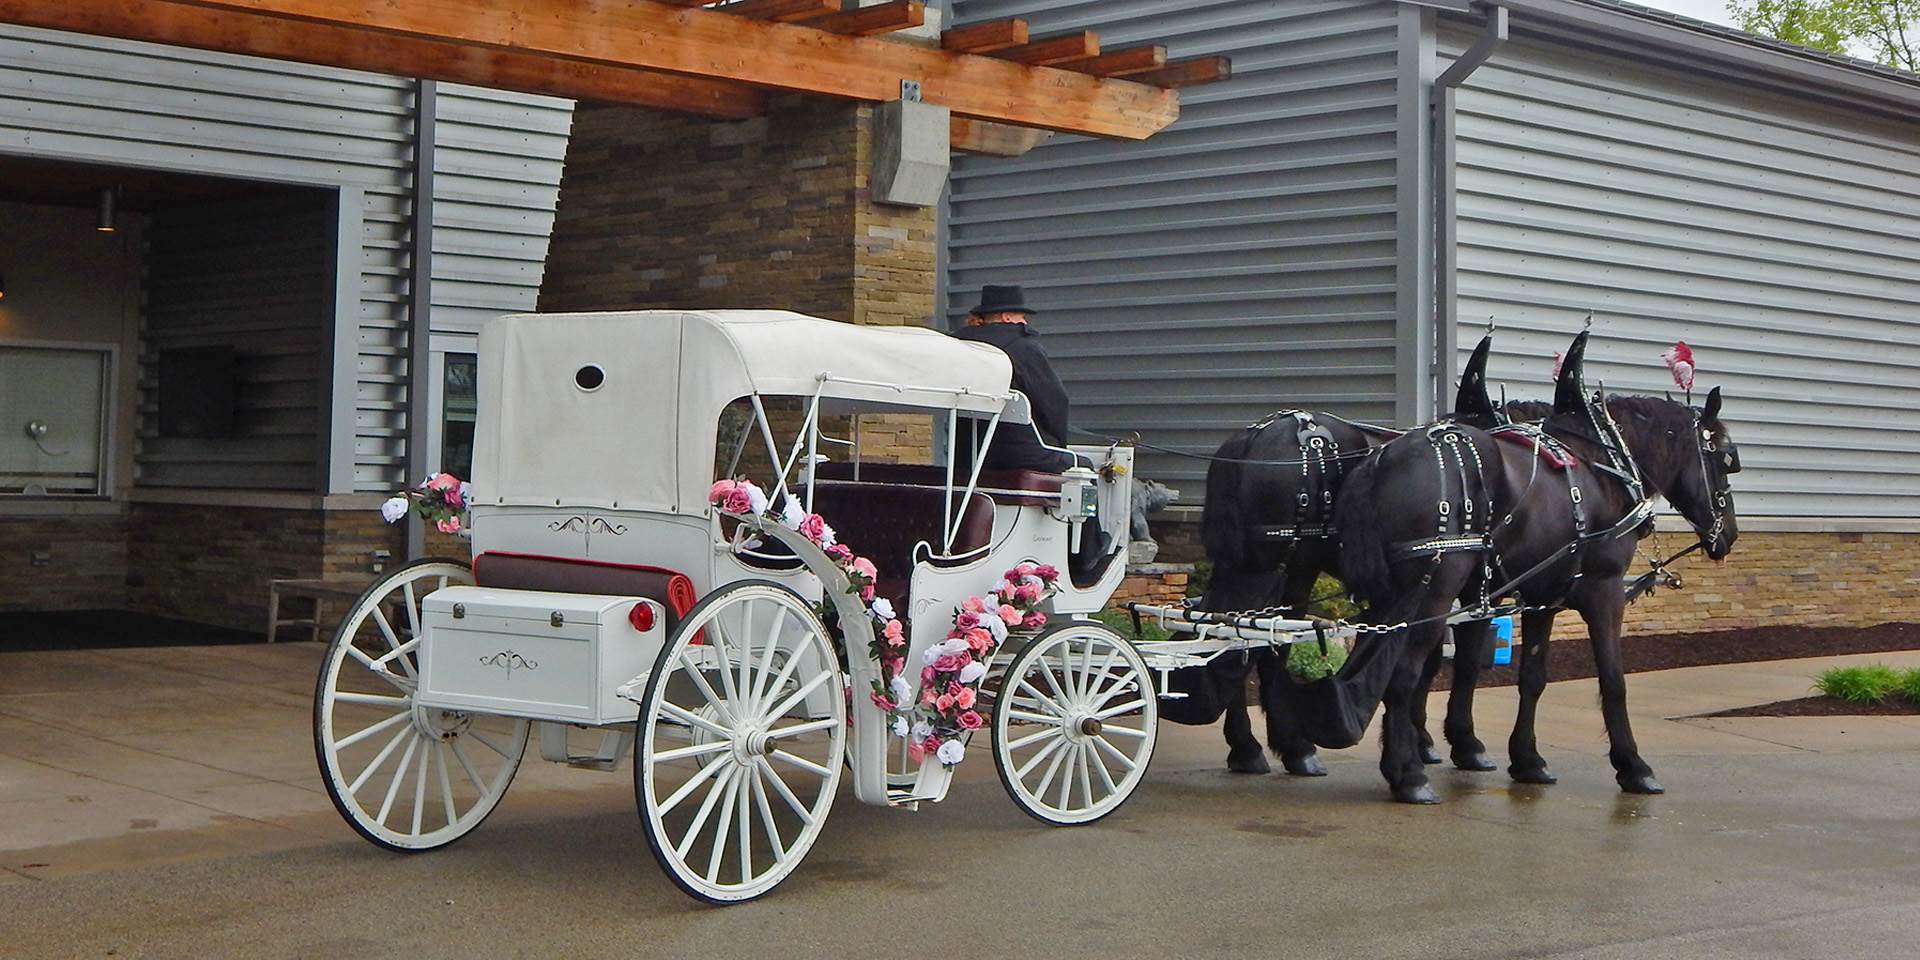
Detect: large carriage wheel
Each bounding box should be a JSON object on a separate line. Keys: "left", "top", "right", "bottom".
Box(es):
{"left": 314, "top": 558, "right": 530, "bottom": 851}
{"left": 992, "top": 620, "right": 1158, "bottom": 825}
{"left": 636, "top": 581, "right": 845, "bottom": 903}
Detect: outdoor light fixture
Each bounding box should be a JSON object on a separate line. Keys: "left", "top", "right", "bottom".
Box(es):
{"left": 96, "top": 186, "right": 117, "bottom": 232}
{"left": 0, "top": 268, "right": 6, "bottom": 299}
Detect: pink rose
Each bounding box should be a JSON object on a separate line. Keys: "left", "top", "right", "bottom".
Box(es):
{"left": 870, "top": 691, "right": 896, "bottom": 711}
{"left": 935, "top": 693, "right": 954, "bottom": 711}
{"left": 962, "top": 596, "right": 986, "bottom": 613}
{"left": 722, "top": 489, "right": 753, "bottom": 514}
{"left": 1034, "top": 564, "right": 1059, "bottom": 581}
{"left": 954, "top": 687, "right": 976, "bottom": 709}
{"left": 932, "top": 653, "right": 968, "bottom": 672}
{"left": 1023, "top": 611, "right": 1047, "bottom": 628}
{"left": 883, "top": 653, "right": 904, "bottom": 673}
{"left": 945, "top": 680, "right": 964, "bottom": 697}
{"left": 998, "top": 604, "right": 1020, "bottom": 624}
{"left": 1014, "top": 562, "right": 1037, "bottom": 577}
{"left": 921, "top": 735, "right": 945, "bottom": 755}
{"left": 708, "top": 479, "right": 739, "bottom": 502}
{"left": 955, "top": 611, "right": 979, "bottom": 631}
{"left": 957, "top": 710, "right": 984, "bottom": 730}
{"left": 965, "top": 628, "right": 992, "bottom": 652}
{"left": 442, "top": 486, "right": 464, "bottom": 506}
{"left": 907, "top": 741, "right": 926, "bottom": 763}
{"left": 429, "top": 472, "right": 459, "bottom": 491}
{"left": 436, "top": 517, "right": 461, "bottom": 534}
{"left": 826, "top": 543, "right": 853, "bottom": 561}
{"left": 921, "top": 688, "right": 939, "bottom": 705}
{"left": 850, "top": 556, "right": 878, "bottom": 579}
{"left": 1016, "top": 583, "right": 1040, "bottom": 601}
{"left": 922, "top": 666, "right": 938, "bottom": 685}
{"left": 798, "top": 513, "right": 826, "bottom": 541}
{"left": 882, "top": 620, "right": 904, "bottom": 644}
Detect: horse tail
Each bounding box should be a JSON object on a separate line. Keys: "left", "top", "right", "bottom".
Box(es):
{"left": 1200, "top": 425, "right": 1260, "bottom": 570}
{"left": 1335, "top": 449, "right": 1392, "bottom": 604}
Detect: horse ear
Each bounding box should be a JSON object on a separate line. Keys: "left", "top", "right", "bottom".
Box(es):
{"left": 1452, "top": 333, "right": 1498, "bottom": 428}
{"left": 1703, "top": 386, "right": 1722, "bottom": 422}
{"left": 1552, "top": 330, "right": 1589, "bottom": 416}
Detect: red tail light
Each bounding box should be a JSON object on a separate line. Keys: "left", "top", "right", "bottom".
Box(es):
{"left": 627, "top": 601, "right": 656, "bottom": 632}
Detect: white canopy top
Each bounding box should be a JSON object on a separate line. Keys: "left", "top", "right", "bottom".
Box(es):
{"left": 473, "top": 310, "right": 1018, "bottom": 514}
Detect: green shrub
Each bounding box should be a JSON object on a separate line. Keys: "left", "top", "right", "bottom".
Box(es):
{"left": 1898, "top": 667, "right": 1920, "bottom": 705}
{"left": 1185, "top": 560, "right": 1212, "bottom": 599}
{"left": 1285, "top": 635, "right": 1349, "bottom": 681}
{"left": 1093, "top": 607, "right": 1170, "bottom": 641}
{"left": 1814, "top": 664, "right": 1902, "bottom": 703}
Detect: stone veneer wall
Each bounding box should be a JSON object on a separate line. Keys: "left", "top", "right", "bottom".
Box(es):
{"left": 123, "top": 502, "right": 403, "bottom": 632}
{"left": 0, "top": 514, "right": 130, "bottom": 612}
{"left": 1142, "top": 521, "right": 1920, "bottom": 635}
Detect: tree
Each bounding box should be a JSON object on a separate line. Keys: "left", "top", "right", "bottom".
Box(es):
{"left": 1727, "top": 0, "right": 1919, "bottom": 71}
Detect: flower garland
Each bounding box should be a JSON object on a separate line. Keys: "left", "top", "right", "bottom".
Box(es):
{"left": 707, "top": 478, "right": 1058, "bottom": 769}
{"left": 381, "top": 472, "right": 471, "bottom": 533}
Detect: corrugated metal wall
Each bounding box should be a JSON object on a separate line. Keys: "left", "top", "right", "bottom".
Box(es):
{"left": 0, "top": 26, "right": 571, "bottom": 493}
{"left": 1447, "top": 25, "right": 1920, "bottom": 519}
{"left": 945, "top": 0, "right": 1416, "bottom": 493}
{"left": 430, "top": 84, "right": 571, "bottom": 336}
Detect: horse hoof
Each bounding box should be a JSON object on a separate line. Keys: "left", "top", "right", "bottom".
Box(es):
{"left": 1420, "top": 745, "right": 1444, "bottom": 765}
{"left": 1282, "top": 754, "right": 1328, "bottom": 777}
{"left": 1453, "top": 751, "right": 1497, "bottom": 772}
{"left": 1228, "top": 754, "right": 1271, "bottom": 775}
{"left": 1393, "top": 784, "right": 1442, "bottom": 805}
{"left": 1510, "top": 766, "right": 1557, "bottom": 785}
{"left": 1619, "top": 775, "right": 1664, "bottom": 795}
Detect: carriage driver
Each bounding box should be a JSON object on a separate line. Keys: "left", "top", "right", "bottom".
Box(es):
{"left": 949, "top": 284, "right": 1079, "bottom": 474}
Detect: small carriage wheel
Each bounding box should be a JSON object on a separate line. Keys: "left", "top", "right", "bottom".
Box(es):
{"left": 992, "top": 620, "right": 1158, "bottom": 825}
{"left": 635, "top": 580, "right": 845, "bottom": 903}
{"left": 313, "top": 558, "right": 530, "bottom": 852}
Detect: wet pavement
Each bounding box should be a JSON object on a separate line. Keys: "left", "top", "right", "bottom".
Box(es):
{"left": 3, "top": 643, "right": 1919, "bottom": 959}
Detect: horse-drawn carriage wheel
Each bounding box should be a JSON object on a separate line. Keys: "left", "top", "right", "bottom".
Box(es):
{"left": 635, "top": 580, "right": 846, "bottom": 903}
{"left": 314, "top": 558, "right": 531, "bottom": 851}
{"left": 992, "top": 620, "right": 1158, "bottom": 825}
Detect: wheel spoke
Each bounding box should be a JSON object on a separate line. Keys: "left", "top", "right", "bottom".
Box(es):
{"left": 674, "top": 765, "right": 737, "bottom": 860}
{"left": 748, "top": 607, "right": 793, "bottom": 714}
{"left": 766, "top": 748, "right": 832, "bottom": 778}
{"left": 449, "top": 739, "right": 490, "bottom": 794}
{"left": 1004, "top": 726, "right": 1058, "bottom": 751}
{"left": 653, "top": 739, "right": 734, "bottom": 764}
{"left": 411, "top": 737, "right": 432, "bottom": 835}
{"left": 436, "top": 743, "right": 459, "bottom": 825}
{"left": 735, "top": 772, "right": 754, "bottom": 886}
{"left": 764, "top": 716, "right": 838, "bottom": 741}
{"left": 1090, "top": 733, "right": 1141, "bottom": 773}
{"left": 333, "top": 708, "right": 412, "bottom": 753}
{"left": 376, "top": 734, "right": 421, "bottom": 827}
{"left": 656, "top": 753, "right": 734, "bottom": 818}
{"left": 762, "top": 667, "right": 833, "bottom": 723}
{"left": 675, "top": 648, "right": 740, "bottom": 726}
{"left": 1012, "top": 679, "right": 1066, "bottom": 717}
{"left": 333, "top": 690, "right": 409, "bottom": 708}
{"left": 1004, "top": 708, "right": 1062, "bottom": 726}
{"left": 1014, "top": 733, "right": 1067, "bottom": 781}
{"left": 749, "top": 764, "right": 791, "bottom": 863}
{"left": 705, "top": 770, "right": 744, "bottom": 884}
{"left": 1095, "top": 723, "right": 1149, "bottom": 741}
{"left": 754, "top": 755, "right": 817, "bottom": 824}
{"left": 1093, "top": 697, "right": 1149, "bottom": 721}
{"left": 465, "top": 727, "right": 520, "bottom": 759}
{"left": 659, "top": 700, "right": 736, "bottom": 739}
{"left": 346, "top": 723, "right": 414, "bottom": 794}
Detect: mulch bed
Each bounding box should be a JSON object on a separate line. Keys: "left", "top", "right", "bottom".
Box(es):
{"left": 1436, "top": 621, "right": 1920, "bottom": 717}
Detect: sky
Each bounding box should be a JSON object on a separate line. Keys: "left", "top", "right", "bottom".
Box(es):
{"left": 1632, "top": 0, "right": 1742, "bottom": 28}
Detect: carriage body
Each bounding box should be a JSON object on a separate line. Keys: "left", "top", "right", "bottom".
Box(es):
{"left": 321, "top": 309, "right": 1153, "bottom": 902}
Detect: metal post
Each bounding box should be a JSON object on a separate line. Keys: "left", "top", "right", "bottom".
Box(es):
{"left": 405, "top": 79, "right": 437, "bottom": 560}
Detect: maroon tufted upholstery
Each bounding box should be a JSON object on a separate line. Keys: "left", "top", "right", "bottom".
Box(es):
{"left": 808, "top": 482, "right": 995, "bottom": 604}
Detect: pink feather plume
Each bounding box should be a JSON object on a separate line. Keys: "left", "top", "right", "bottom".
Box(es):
{"left": 1549, "top": 351, "right": 1564, "bottom": 380}
{"left": 1662, "top": 341, "right": 1695, "bottom": 391}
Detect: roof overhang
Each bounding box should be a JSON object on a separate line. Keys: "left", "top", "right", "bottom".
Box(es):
{"left": 0, "top": 0, "right": 1231, "bottom": 146}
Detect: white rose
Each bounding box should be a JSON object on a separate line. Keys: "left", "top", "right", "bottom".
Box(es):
{"left": 890, "top": 675, "right": 914, "bottom": 705}
{"left": 745, "top": 483, "right": 770, "bottom": 516}
{"left": 380, "top": 496, "right": 410, "bottom": 523}
{"left": 936, "top": 739, "right": 966, "bottom": 765}
{"left": 890, "top": 716, "right": 910, "bottom": 737}
{"left": 938, "top": 637, "right": 970, "bottom": 656}
{"left": 922, "top": 645, "right": 944, "bottom": 666}
{"left": 977, "top": 611, "right": 1008, "bottom": 643}
{"left": 779, "top": 500, "right": 806, "bottom": 530}
{"left": 870, "top": 598, "right": 896, "bottom": 623}
{"left": 911, "top": 720, "right": 933, "bottom": 741}
{"left": 958, "top": 661, "right": 987, "bottom": 684}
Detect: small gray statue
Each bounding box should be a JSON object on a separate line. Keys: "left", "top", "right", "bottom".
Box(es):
{"left": 1129, "top": 478, "right": 1178, "bottom": 563}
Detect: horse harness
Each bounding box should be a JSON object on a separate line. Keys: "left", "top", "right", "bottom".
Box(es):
{"left": 1245, "top": 410, "right": 1346, "bottom": 545}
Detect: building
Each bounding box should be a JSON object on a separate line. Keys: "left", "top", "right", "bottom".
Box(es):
{"left": 945, "top": 0, "right": 1920, "bottom": 629}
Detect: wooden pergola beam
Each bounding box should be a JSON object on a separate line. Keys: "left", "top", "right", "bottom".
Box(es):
{"left": 1133, "top": 56, "right": 1233, "bottom": 89}
{"left": 940, "top": 19, "right": 1029, "bottom": 54}
{"left": 0, "top": 0, "right": 766, "bottom": 118}
{"left": 1054, "top": 45, "right": 1168, "bottom": 78}
{"left": 991, "top": 32, "right": 1100, "bottom": 66}
{"left": 3, "top": 0, "right": 1178, "bottom": 138}
{"left": 800, "top": 0, "right": 924, "bottom": 37}
{"left": 716, "top": 0, "right": 839, "bottom": 23}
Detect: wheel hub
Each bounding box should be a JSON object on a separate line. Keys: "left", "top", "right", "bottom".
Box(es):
{"left": 1078, "top": 716, "right": 1103, "bottom": 737}
{"left": 412, "top": 704, "right": 472, "bottom": 742}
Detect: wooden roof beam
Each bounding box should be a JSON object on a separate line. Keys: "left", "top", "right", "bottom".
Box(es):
{"left": 1132, "top": 56, "right": 1233, "bottom": 89}
{"left": 1054, "top": 45, "right": 1167, "bottom": 78}
{"left": 800, "top": 0, "right": 923, "bottom": 37}
{"left": 715, "top": 0, "right": 839, "bottom": 23}
{"left": 8, "top": 1, "right": 1180, "bottom": 139}
{"left": 0, "top": 0, "right": 766, "bottom": 118}
{"left": 941, "top": 19, "right": 1028, "bottom": 54}
{"left": 991, "top": 32, "right": 1100, "bottom": 66}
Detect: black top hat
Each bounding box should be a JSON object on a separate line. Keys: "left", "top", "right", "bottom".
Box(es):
{"left": 968, "top": 284, "right": 1034, "bottom": 316}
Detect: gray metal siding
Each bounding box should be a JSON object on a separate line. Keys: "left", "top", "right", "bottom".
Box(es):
{"left": 946, "top": 0, "right": 1411, "bottom": 493}
{"left": 430, "top": 84, "right": 572, "bottom": 335}
{"left": 0, "top": 26, "right": 574, "bottom": 493}
{"left": 1448, "top": 27, "right": 1920, "bottom": 519}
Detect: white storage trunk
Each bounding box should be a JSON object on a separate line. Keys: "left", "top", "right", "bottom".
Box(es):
{"left": 417, "top": 586, "right": 665, "bottom": 725}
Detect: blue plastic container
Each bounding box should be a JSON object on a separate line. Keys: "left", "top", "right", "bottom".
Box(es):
{"left": 1490, "top": 615, "right": 1515, "bottom": 665}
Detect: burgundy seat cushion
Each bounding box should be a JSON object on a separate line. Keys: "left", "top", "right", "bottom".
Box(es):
{"left": 472, "top": 552, "right": 696, "bottom": 628}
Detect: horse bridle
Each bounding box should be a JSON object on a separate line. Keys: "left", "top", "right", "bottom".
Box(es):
{"left": 1690, "top": 408, "right": 1739, "bottom": 552}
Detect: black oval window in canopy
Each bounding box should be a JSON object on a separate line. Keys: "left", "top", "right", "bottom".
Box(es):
{"left": 575, "top": 365, "right": 606, "bottom": 391}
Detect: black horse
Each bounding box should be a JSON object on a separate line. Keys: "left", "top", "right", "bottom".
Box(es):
{"left": 1334, "top": 332, "right": 1740, "bottom": 803}
{"left": 1179, "top": 337, "right": 1506, "bottom": 775}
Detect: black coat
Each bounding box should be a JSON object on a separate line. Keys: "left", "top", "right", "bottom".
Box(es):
{"left": 951, "top": 321, "right": 1075, "bottom": 473}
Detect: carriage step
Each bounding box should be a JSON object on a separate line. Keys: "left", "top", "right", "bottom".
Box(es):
{"left": 539, "top": 723, "right": 635, "bottom": 770}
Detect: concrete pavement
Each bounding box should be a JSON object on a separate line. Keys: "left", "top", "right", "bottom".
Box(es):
{"left": 3, "top": 642, "right": 1919, "bottom": 958}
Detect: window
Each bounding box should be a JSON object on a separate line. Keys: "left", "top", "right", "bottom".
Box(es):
{"left": 0, "top": 344, "right": 111, "bottom": 497}
{"left": 441, "top": 352, "right": 477, "bottom": 481}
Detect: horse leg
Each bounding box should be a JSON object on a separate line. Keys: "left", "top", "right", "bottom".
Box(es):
{"left": 1410, "top": 642, "right": 1446, "bottom": 764}
{"left": 1257, "top": 652, "right": 1327, "bottom": 776}
{"left": 1216, "top": 654, "right": 1270, "bottom": 774}
{"left": 1578, "top": 588, "right": 1662, "bottom": 794}
{"left": 1380, "top": 619, "right": 1446, "bottom": 804}
{"left": 1258, "top": 555, "right": 1327, "bottom": 775}
{"left": 1507, "top": 607, "right": 1558, "bottom": 784}
{"left": 1443, "top": 619, "right": 1496, "bottom": 771}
